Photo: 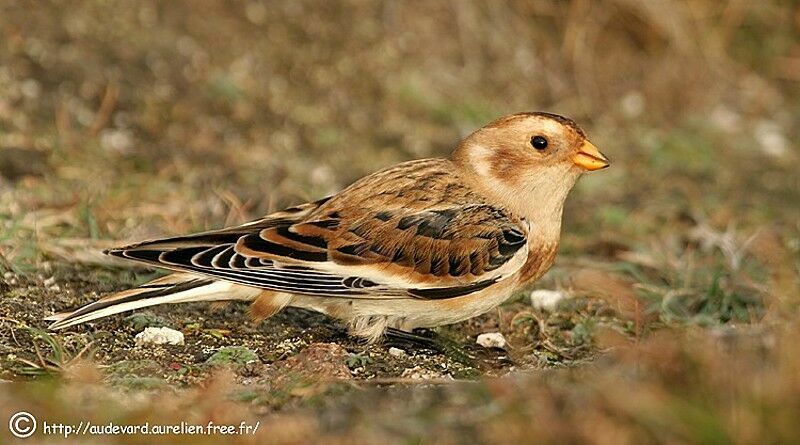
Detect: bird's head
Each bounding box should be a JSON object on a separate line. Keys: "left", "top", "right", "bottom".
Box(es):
{"left": 452, "top": 112, "right": 609, "bottom": 224}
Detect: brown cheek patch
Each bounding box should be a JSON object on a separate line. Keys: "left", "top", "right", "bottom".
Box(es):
{"left": 489, "top": 148, "right": 536, "bottom": 184}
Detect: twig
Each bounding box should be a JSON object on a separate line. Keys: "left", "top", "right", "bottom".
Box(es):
{"left": 214, "top": 189, "right": 253, "bottom": 227}
{"left": 86, "top": 83, "right": 120, "bottom": 138}
{"left": 55, "top": 100, "right": 75, "bottom": 149}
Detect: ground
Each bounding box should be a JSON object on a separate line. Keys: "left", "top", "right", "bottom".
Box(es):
{"left": 0, "top": 1, "right": 798, "bottom": 444}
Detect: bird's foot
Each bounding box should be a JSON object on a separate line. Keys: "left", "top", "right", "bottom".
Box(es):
{"left": 383, "top": 327, "right": 442, "bottom": 353}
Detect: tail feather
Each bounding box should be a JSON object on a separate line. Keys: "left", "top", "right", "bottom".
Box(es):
{"left": 47, "top": 273, "right": 261, "bottom": 330}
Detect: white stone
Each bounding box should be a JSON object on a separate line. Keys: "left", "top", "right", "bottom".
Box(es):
{"left": 388, "top": 347, "right": 406, "bottom": 358}
{"left": 755, "top": 120, "right": 789, "bottom": 159}
{"left": 530, "top": 289, "right": 567, "bottom": 311}
{"left": 476, "top": 332, "right": 506, "bottom": 349}
{"left": 135, "top": 327, "right": 184, "bottom": 346}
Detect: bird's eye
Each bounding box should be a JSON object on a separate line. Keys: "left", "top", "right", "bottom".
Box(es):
{"left": 530, "top": 135, "right": 548, "bottom": 150}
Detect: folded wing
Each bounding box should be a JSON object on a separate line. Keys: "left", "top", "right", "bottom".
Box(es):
{"left": 107, "top": 201, "right": 529, "bottom": 300}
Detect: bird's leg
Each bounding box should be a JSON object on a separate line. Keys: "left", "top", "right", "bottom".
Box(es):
{"left": 383, "top": 327, "right": 442, "bottom": 352}
{"left": 411, "top": 327, "right": 438, "bottom": 338}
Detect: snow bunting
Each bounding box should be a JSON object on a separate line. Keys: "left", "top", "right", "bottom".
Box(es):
{"left": 46, "top": 112, "right": 609, "bottom": 342}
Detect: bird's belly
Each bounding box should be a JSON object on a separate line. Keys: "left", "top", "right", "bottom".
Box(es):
{"left": 289, "top": 278, "right": 517, "bottom": 329}
{"left": 286, "top": 242, "right": 557, "bottom": 332}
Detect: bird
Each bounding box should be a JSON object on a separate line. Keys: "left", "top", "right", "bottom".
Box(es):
{"left": 45, "top": 112, "right": 609, "bottom": 343}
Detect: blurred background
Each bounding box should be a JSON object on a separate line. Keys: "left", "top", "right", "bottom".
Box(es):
{"left": 0, "top": 1, "right": 798, "bottom": 444}
{"left": 1, "top": 0, "right": 796, "bottom": 239}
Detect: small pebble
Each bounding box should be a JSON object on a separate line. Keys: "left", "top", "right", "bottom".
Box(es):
{"left": 135, "top": 327, "right": 184, "bottom": 346}
{"left": 388, "top": 347, "right": 406, "bottom": 357}
{"left": 476, "top": 332, "right": 507, "bottom": 349}
{"left": 530, "top": 289, "right": 567, "bottom": 311}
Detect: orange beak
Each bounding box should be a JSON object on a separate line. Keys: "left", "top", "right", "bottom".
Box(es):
{"left": 572, "top": 140, "right": 610, "bottom": 171}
